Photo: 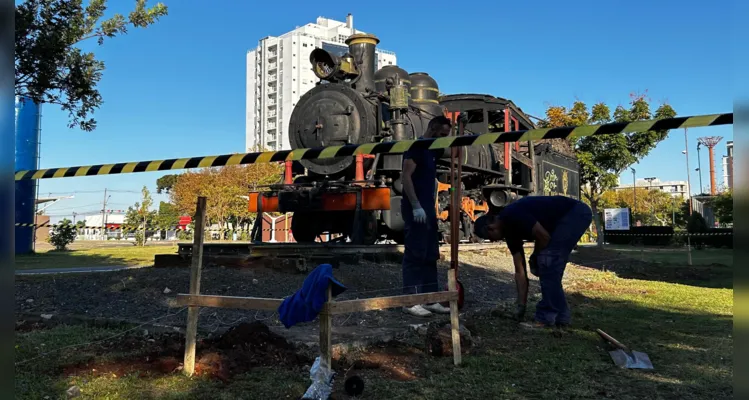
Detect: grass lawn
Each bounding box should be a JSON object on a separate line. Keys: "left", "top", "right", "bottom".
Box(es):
{"left": 15, "top": 244, "right": 177, "bottom": 270}
{"left": 602, "top": 245, "right": 734, "bottom": 267}
{"left": 15, "top": 258, "right": 733, "bottom": 399}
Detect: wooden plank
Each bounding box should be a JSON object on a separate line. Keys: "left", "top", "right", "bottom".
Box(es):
{"left": 183, "top": 196, "right": 207, "bottom": 377}
{"left": 176, "top": 294, "right": 283, "bottom": 311}
{"left": 448, "top": 268, "right": 462, "bottom": 366}
{"left": 329, "top": 291, "right": 458, "bottom": 314}
{"left": 319, "top": 285, "right": 333, "bottom": 369}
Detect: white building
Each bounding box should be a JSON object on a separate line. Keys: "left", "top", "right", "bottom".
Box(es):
{"left": 722, "top": 140, "right": 733, "bottom": 190}
{"left": 246, "top": 14, "right": 397, "bottom": 151}
{"left": 614, "top": 178, "right": 690, "bottom": 200}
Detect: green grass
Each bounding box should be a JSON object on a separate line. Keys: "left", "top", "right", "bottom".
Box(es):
{"left": 602, "top": 245, "right": 733, "bottom": 267}
{"left": 16, "top": 262, "right": 733, "bottom": 399}
{"left": 15, "top": 244, "right": 177, "bottom": 270}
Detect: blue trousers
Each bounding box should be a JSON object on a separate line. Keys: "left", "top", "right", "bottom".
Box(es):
{"left": 534, "top": 202, "right": 593, "bottom": 326}
{"left": 401, "top": 203, "right": 440, "bottom": 295}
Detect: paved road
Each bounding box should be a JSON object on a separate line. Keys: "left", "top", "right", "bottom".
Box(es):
{"left": 16, "top": 265, "right": 151, "bottom": 276}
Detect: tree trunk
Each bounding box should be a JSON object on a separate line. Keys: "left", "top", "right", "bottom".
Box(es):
{"left": 590, "top": 202, "right": 604, "bottom": 247}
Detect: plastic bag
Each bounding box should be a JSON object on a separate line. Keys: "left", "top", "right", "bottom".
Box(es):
{"left": 301, "top": 356, "right": 335, "bottom": 400}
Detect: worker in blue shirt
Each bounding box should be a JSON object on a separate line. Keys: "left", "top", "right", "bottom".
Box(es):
{"left": 400, "top": 116, "right": 452, "bottom": 317}
{"left": 474, "top": 195, "right": 592, "bottom": 328}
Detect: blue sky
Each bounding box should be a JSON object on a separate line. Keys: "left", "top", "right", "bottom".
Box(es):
{"left": 24, "top": 0, "right": 733, "bottom": 222}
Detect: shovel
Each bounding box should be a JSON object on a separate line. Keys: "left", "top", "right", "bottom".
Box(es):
{"left": 596, "top": 329, "right": 654, "bottom": 369}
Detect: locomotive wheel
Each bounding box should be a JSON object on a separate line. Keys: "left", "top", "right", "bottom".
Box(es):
{"left": 360, "top": 211, "right": 379, "bottom": 245}
{"left": 290, "top": 212, "right": 318, "bottom": 243}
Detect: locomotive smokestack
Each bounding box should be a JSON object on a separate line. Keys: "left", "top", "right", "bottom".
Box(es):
{"left": 345, "top": 33, "right": 379, "bottom": 94}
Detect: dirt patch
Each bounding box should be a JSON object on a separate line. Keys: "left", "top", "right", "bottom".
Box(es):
{"left": 198, "top": 322, "right": 311, "bottom": 380}
{"left": 61, "top": 322, "right": 310, "bottom": 382}
{"left": 337, "top": 341, "right": 425, "bottom": 382}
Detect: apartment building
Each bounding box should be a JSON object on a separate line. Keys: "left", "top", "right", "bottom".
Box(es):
{"left": 246, "top": 14, "right": 397, "bottom": 151}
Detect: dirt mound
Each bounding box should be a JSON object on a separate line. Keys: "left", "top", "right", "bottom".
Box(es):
{"left": 59, "top": 322, "right": 310, "bottom": 382}
{"left": 197, "top": 322, "right": 310, "bottom": 379}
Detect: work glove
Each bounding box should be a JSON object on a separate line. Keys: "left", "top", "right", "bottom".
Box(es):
{"left": 412, "top": 207, "right": 427, "bottom": 224}
{"left": 515, "top": 303, "right": 527, "bottom": 322}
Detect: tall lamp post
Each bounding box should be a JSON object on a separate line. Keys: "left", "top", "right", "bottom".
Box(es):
{"left": 683, "top": 128, "right": 692, "bottom": 215}
{"left": 696, "top": 142, "right": 703, "bottom": 194}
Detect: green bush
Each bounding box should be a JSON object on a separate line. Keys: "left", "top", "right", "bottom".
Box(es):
{"left": 48, "top": 220, "right": 77, "bottom": 251}
{"left": 134, "top": 231, "right": 145, "bottom": 246}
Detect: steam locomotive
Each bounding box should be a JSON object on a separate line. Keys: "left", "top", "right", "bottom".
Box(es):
{"left": 248, "top": 33, "right": 580, "bottom": 244}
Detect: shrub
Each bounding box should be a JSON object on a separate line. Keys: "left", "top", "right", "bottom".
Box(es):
{"left": 48, "top": 220, "right": 77, "bottom": 251}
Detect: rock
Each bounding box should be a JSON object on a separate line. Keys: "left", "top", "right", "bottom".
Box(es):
{"left": 252, "top": 279, "right": 259, "bottom": 285}
{"left": 426, "top": 323, "right": 472, "bottom": 357}
{"left": 40, "top": 314, "right": 53, "bottom": 320}
{"left": 66, "top": 385, "right": 81, "bottom": 398}
{"left": 142, "top": 329, "right": 149, "bottom": 336}
{"left": 26, "top": 299, "right": 33, "bottom": 303}
{"left": 163, "top": 287, "right": 172, "bottom": 294}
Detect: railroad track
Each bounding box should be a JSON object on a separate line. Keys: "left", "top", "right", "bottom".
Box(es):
{"left": 176, "top": 241, "right": 506, "bottom": 258}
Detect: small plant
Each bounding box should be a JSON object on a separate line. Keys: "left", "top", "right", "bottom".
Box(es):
{"left": 48, "top": 219, "right": 77, "bottom": 251}
{"left": 134, "top": 231, "right": 146, "bottom": 246}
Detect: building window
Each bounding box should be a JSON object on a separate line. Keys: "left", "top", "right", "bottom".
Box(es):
{"left": 303, "top": 43, "right": 307, "bottom": 47}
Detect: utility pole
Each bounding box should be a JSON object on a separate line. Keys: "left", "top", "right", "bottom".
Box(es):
{"left": 100, "top": 188, "right": 109, "bottom": 240}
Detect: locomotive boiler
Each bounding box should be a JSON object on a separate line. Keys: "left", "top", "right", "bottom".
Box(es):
{"left": 247, "top": 33, "right": 580, "bottom": 244}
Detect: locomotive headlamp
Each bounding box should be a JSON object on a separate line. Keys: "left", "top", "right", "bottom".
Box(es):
{"left": 310, "top": 48, "right": 359, "bottom": 82}
{"left": 488, "top": 189, "right": 518, "bottom": 208}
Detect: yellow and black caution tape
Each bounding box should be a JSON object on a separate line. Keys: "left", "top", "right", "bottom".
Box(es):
{"left": 14, "top": 223, "right": 282, "bottom": 234}
{"left": 14, "top": 113, "right": 732, "bottom": 181}
{"left": 604, "top": 232, "right": 732, "bottom": 236}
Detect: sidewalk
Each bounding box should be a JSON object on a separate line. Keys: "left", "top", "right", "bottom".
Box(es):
{"left": 16, "top": 265, "right": 151, "bottom": 276}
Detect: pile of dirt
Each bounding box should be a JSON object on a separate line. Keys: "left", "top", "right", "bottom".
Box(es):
{"left": 59, "top": 322, "right": 310, "bottom": 382}
{"left": 199, "top": 321, "right": 311, "bottom": 378}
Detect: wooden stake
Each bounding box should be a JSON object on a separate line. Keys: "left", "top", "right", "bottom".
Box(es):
{"left": 183, "top": 196, "right": 207, "bottom": 376}
{"left": 319, "top": 285, "right": 333, "bottom": 369}
{"left": 448, "top": 268, "right": 462, "bottom": 366}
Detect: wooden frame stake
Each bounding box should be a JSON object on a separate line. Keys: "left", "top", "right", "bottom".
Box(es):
{"left": 183, "top": 196, "right": 207, "bottom": 376}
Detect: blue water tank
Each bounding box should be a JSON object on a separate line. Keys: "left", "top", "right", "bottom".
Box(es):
{"left": 15, "top": 96, "right": 41, "bottom": 254}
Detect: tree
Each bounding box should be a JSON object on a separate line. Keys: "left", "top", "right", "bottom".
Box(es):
{"left": 170, "top": 162, "right": 284, "bottom": 231}
{"left": 48, "top": 218, "right": 76, "bottom": 250}
{"left": 124, "top": 185, "right": 156, "bottom": 246}
{"left": 156, "top": 174, "right": 178, "bottom": 194}
{"left": 711, "top": 189, "right": 733, "bottom": 225}
{"left": 155, "top": 201, "right": 180, "bottom": 238}
{"left": 600, "top": 188, "right": 682, "bottom": 226}
{"left": 15, "top": 0, "right": 168, "bottom": 131}
{"left": 540, "top": 92, "right": 677, "bottom": 245}
{"left": 75, "top": 220, "right": 86, "bottom": 228}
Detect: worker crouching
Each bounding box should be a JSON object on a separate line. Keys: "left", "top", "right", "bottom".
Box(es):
{"left": 473, "top": 196, "right": 592, "bottom": 328}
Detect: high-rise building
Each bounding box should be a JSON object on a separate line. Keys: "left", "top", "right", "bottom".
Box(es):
{"left": 246, "top": 14, "right": 397, "bottom": 152}
{"left": 722, "top": 140, "right": 733, "bottom": 190}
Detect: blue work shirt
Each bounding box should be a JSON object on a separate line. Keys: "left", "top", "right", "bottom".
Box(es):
{"left": 401, "top": 138, "right": 438, "bottom": 211}
{"left": 500, "top": 195, "right": 580, "bottom": 254}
